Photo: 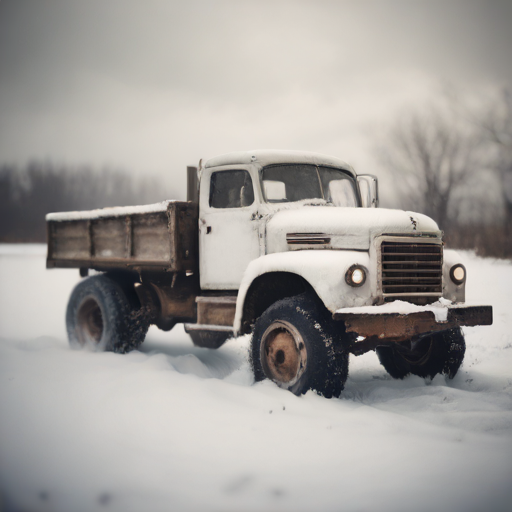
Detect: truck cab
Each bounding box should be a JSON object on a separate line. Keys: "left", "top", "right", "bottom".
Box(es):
{"left": 191, "top": 151, "right": 462, "bottom": 332}
{"left": 198, "top": 150, "right": 366, "bottom": 290}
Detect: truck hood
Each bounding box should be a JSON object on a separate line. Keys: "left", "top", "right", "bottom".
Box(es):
{"left": 265, "top": 206, "right": 440, "bottom": 253}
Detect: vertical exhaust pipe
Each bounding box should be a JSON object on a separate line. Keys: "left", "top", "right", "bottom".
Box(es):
{"left": 187, "top": 166, "right": 198, "bottom": 203}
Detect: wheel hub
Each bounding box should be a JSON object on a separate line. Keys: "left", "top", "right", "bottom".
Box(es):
{"left": 76, "top": 296, "right": 104, "bottom": 345}
{"left": 260, "top": 320, "right": 307, "bottom": 387}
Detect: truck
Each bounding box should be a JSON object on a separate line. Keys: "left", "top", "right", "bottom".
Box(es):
{"left": 46, "top": 150, "right": 493, "bottom": 398}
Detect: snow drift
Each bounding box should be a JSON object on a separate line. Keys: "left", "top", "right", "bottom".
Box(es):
{"left": 0, "top": 245, "right": 511, "bottom": 512}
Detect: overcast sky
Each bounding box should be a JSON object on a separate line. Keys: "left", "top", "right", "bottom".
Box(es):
{"left": 1, "top": 0, "right": 511, "bottom": 199}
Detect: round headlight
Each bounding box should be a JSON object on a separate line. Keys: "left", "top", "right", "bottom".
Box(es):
{"left": 346, "top": 265, "right": 367, "bottom": 287}
{"left": 450, "top": 264, "right": 466, "bottom": 285}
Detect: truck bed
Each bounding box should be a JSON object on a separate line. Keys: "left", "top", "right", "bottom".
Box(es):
{"left": 46, "top": 201, "right": 198, "bottom": 272}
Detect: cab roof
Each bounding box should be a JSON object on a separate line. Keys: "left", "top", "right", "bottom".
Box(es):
{"left": 203, "top": 150, "right": 356, "bottom": 177}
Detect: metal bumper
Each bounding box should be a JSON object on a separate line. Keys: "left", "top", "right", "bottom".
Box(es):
{"left": 334, "top": 305, "right": 493, "bottom": 341}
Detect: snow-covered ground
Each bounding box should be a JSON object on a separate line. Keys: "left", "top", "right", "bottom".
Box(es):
{"left": 0, "top": 244, "right": 511, "bottom": 512}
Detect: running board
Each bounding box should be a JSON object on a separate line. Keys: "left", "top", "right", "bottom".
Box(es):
{"left": 196, "top": 295, "right": 236, "bottom": 326}
{"left": 184, "top": 323, "right": 234, "bottom": 333}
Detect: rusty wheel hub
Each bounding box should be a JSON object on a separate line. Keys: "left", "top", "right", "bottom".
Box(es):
{"left": 260, "top": 320, "right": 307, "bottom": 387}
{"left": 76, "top": 296, "right": 104, "bottom": 345}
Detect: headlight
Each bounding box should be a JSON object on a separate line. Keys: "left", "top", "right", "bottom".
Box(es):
{"left": 345, "top": 264, "right": 367, "bottom": 287}
{"left": 450, "top": 264, "right": 466, "bottom": 285}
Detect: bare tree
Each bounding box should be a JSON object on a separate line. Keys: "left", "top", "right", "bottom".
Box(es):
{"left": 377, "top": 100, "right": 485, "bottom": 231}
{"left": 477, "top": 88, "right": 512, "bottom": 253}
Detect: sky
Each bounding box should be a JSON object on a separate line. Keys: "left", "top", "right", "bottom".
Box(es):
{"left": 1, "top": 0, "right": 511, "bottom": 200}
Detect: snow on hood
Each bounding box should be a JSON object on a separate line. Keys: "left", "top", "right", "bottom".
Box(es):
{"left": 266, "top": 206, "right": 439, "bottom": 252}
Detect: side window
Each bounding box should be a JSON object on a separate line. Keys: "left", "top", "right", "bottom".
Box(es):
{"left": 209, "top": 170, "right": 255, "bottom": 209}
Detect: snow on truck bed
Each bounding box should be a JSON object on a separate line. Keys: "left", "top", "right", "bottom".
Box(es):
{"left": 45, "top": 200, "right": 177, "bottom": 222}
{"left": 1, "top": 245, "right": 512, "bottom": 512}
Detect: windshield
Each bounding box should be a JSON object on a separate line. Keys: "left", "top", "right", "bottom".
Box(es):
{"left": 260, "top": 164, "right": 360, "bottom": 207}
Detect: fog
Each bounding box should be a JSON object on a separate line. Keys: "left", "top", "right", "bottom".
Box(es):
{"left": 1, "top": 0, "right": 511, "bottom": 198}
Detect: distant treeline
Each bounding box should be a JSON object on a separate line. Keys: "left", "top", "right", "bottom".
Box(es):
{"left": 1, "top": 159, "right": 510, "bottom": 259}
{"left": 444, "top": 224, "right": 511, "bottom": 259}
{"left": 0, "top": 162, "right": 169, "bottom": 242}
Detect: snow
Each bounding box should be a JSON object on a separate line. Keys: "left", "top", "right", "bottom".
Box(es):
{"left": 1, "top": 245, "right": 512, "bottom": 512}
{"left": 46, "top": 200, "right": 175, "bottom": 222}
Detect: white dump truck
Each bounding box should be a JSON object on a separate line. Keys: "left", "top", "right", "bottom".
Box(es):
{"left": 46, "top": 150, "right": 492, "bottom": 397}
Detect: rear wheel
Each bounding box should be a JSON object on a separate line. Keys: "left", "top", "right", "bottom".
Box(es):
{"left": 66, "top": 274, "right": 149, "bottom": 353}
{"left": 251, "top": 294, "right": 350, "bottom": 398}
{"left": 376, "top": 328, "right": 466, "bottom": 380}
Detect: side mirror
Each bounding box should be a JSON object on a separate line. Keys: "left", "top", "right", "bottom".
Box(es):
{"left": 357, "top": 175, "right": 379, "bottom": 208}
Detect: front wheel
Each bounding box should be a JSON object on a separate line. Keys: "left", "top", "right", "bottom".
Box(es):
{"left": 250, "top": 294, "right": 350, "bottom": 398}
{"left": 376, "top": 328, "right": 466, "bottom": 380}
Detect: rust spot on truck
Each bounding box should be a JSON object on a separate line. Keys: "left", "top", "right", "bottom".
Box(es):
{"left": 335, "top": 305, "right": 493, "bottom": 342}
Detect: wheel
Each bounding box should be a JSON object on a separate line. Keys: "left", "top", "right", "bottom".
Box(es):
{"left": 188, "top": 330, "right": 230, "bottom": 349}
{"left": 250, "top": 294, "right": 350, "bottom": 398}
{"left": 66, "top": 274, "right": 149, "bottom": 353}
{"left": 376, "top": 327, "right": 466, "bottom": 380}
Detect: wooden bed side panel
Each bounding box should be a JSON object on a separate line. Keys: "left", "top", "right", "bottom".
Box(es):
{"left": 49, "top": 220, "right": 90, "bottom": 260}
{"left": 132, "top": 212, "right": 172, "bottom": 262}
{"left": 46, "top": 201, "right": 199, "bottom": 272}
{"left": 91, "top": 217, "right": 126, "bottom": 259}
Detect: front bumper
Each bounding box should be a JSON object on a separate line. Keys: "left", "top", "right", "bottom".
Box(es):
{"left": 334, "top": 303, "right": 493, "bottom": 342}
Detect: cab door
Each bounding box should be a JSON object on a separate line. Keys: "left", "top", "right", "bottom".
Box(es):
{"left": 199, "top": 167, "right": 262, "bottom": 290}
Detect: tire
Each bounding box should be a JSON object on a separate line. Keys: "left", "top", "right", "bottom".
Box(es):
{"left": 376, "top": 327, "right": 466, "bottom": 380}
{"left": 66, "top": 274, "right": 149, "bottom": 353}
{"left": 250, "top": 294, "right": 350, "bottom": 398}
{"left": 188, "top": 330, "right": 230, "bottom": 349}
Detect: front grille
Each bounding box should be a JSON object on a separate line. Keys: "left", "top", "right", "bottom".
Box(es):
{"left": 380, "top": 239, "right": 443, "bottom": 305}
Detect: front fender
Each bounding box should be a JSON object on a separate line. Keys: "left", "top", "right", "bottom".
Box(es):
{"left": 234, "top": 250, "right": 373, "bottom": 334}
